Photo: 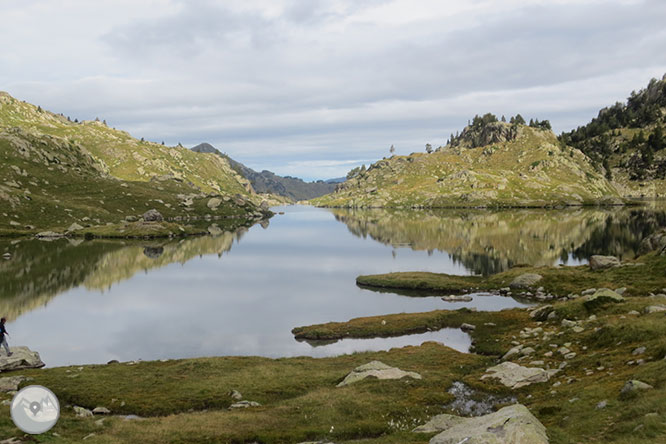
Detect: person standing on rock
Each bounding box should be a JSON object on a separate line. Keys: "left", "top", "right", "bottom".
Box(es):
{"left": 0, "top": 318, "right": 12, "bottom": 356}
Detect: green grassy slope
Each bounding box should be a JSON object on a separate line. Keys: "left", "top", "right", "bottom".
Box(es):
{"left": 313, "top": 124, "right": 621, "bottom": 208}
{"left": 0, "top": 92, "right": 270, "bottom": 235}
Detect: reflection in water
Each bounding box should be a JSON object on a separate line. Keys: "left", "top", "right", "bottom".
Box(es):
{"left": 1, "top": 205, "right": 664, "bottom": 367}
{"left": 330, "top": 206, "right": 666, "bottom": 275}
{"left": 299, "top": 329, "right": 471, "bottom": 356}
{"left": 0, "top": 231, "right": 245, "bottom": 321}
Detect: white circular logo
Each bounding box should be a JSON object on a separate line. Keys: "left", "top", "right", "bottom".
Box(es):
{"left": 11, "top": 385, "right": 60, "bottom": 434}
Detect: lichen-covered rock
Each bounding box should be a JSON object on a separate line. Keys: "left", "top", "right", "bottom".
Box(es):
{"left": 481, "top": 362, "right": 554, "bottom": 389}
{"left": 337, "top": 361, "right": 422, "bottom": 387}
{"left": 417, "top": 404, "right": 548, "bottom": 444}
{"left": 509, "top": 273, "right": 542, "bottom": 289}
{"left": 529, "top": 305, "right": 554, "bottom": 321}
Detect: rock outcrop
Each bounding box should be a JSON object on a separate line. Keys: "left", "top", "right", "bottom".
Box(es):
{"left": 0, "top": 347, "right": 45, "bottom": 372}
{"left": 583, "top": 289, "right": 625, "bottom": 310}
{"left": 337, "top": 361, "right": 422, "bottom": 387}
{"left": 589, "top": 255, "right": 620, "bottom": 270}
{"left": 639, "top": 229, "right": 666, "bottom": 255}
{"left": 414, "top": 404, "right": 549, "bottom": 444}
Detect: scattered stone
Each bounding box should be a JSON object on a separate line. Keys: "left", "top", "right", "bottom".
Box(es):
{"left": 441, "top": 295, "right": 473, "bottom": 302}
{"left": 415, "top": 404, "right": 548, "bottom": 444}
{"left": 229, "top": 390, "right": 243, "bottom": 401}
{"left": 529, "top": 305, "right": 554, "bottom": 321}
{"left": 615, "top": 287, "right": 627, "bottom": 295}
{"left": 509, "top": 273, "right": 542, "bottom": 289}
{"left": 583, "top": 289, "right": 625, "bottom": 310}
{"left": 561, "top": 319, "right": 576, "bottom": 328}
{"left": 207, "top": 198, "right": 222, "bottom": 210}
{"left": 481, "top": 362, "right": 554, "bottom": 389}
{"left": 644, "top": 305, "right": 666, "bottom": 314}
{"left": 208, "top": 224, "right": 223, "bottom": 236}
{"left": 82, "top": 433, "right": 96, "bottom": 440}
{"left": 632, "top": 346, "right": 646, "bottom": 355}
{"left": 520, "top": 347, "right": 535, "bottom": 356}
{"left": 74, "top": 406, "right": 93, "bottom": 417}
{"left": 0, "top": 347, "right": 45, "bottom": 372}
{"left": 621, "top": 380, "right": 653, "bottom": 395}
{"left": 67, "top": 222, "right": 83, "bottom": 232}
{"left": 502, "top": 345, "right": 523, "bottom": 361}
{"left": 589, "top": 255, "right": 620, "bottom": 270}
{"left": 337, "top": 361, "right": 422, "bottom": 387}
{"left": 460, "top": 323, "right": 476, "bottom": 332}
{"left": 92, "top": 406, "right": 111, "bottom": 415}
{"left": 229, "top": 400, "right": 261, "bottom": 409}
{"left": 142, "top": 209, "right": 163, "bottom": 222}
{"left": 596, "top": 400, "right": 608, "bottom": 409}
{"left": 124, "top": 215, "right": 138, "bottom": 222}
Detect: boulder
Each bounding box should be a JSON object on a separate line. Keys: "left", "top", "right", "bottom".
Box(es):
{"left": 509, "top": 273, "right": 542, "bottom": 289}
{"left": 644, "top": 305, "right": 666, "bottom": 314}
{"left": 229, "top": 390, "right": 243, "bottom": 401}
{"left": 142, "top": 209, "right": 163, "bottom": 222}
{"left": 620, "top": 380, "right": 653, "bottom": 395}
{"left": 460, "top": 323, "right": 476, "bottom": 332}
{"left": 74, "top": 406, "right": 93, "bottom": 417}
{"left": 260, "top": 201, "right": 270, "bottom": 211}
{"left": 589, "top": 255, "right": 620, "bottom": 270}
{"left": 441, "top": 295, "right": 473, "bottom": 302}
{"left": 583, "top": 289, "right": 625, "bottom": 310}
{"left": 0, "top": 375, "right": 27, "bottom": 392}
{"left": 529, "top": 305, "right": 554, "bottom": 321}
{"left": 67, "top": 223, "right": 83, "bottom": 232}
{"left": 0, "top": 347, "right": 45, "bottom": 372}
{"left": 417, "top": 404, "right": 548, "bottom": 444}
{"left": 337, "top": 361, "right": 422, "bottom": 387}
{"left": 35, "top": 231, "right": 64, "bottom": 239}
{"left": 481, "top": 362, "right": 553, "bottom": 389}
{"left": 207, "top": 198, "right": 222, "bottom": 210}
{"left": 92, "top": 406, "right": 111, "bottom": 415}
{"left": 208, "top": 224, "right": 223, "bottom": 236}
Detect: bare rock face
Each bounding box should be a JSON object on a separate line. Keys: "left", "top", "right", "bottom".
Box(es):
{"left": 451, "top": 121, "right": 519, "bottom": 149}
{"left": 0, "top": 347, "right": 45, "bottom": 372}
{"left": 417, "top": 404, "right": 549, "bottom": 444}
{"left": 142, "top": 209, "right": 163, "bottom": 222}
{"left": 337, "top": 361, "right": 422, "bottom": 387}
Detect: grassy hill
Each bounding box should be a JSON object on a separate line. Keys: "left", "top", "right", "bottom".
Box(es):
{"left": 313, "top": 121, "right": 621, "bottom": 208}
{"left": 0, "top": 92, "right": 270, "bottom": 236}
{"left": 191, "top": 142, "right": 337, "bottom": 201}
{"left": 559, "top": 74, "right": 666, "bottom": 199}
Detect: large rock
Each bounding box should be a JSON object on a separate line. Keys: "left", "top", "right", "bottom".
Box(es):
{"left": 639, "top": 229, "right": 666, "bottom": 255}
{"left": 529, "top": 305, "right": 554, "bottom": 321}
{"left": 207, "top": 198, "right": 222, "bottom": 210}
{"left": 416, "top": 404, "right": 548, "bottom": 444}
{"left": 583, "top": 289, "right": 624, "bottom": 310}
{"left": 142, "top": 209, "right": 163, "bottom": 222}
{"left": 35, "top": 231, "right": 65, "bottom": 239}
{"left": 509, "top": 273, "right": 542, "bottom": 289}
{"left": 0, "top": 375, "right": 27, "bottom": 392}
{"left": 620, "top": 380, "right": 653, "bottom": 395}
{"left": 0, "top": 347, "right": 45, "bottom": 372}
{"left": 337, "top": 361, "right": 422, "bottom": 387}
{"left": 481, "top": 362, "right": 553, "bottom": 389}
{"left": 589, "top": 255, "right": 620, "bottom": 270}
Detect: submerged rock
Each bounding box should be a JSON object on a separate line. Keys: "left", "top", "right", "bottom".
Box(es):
{"left": 0, "top": 347, "right": 45, "bottom": 372}
{"left": 481, "top": 362, "right": 554, "bottom": 389}
{"left": 509, "top": 273, "right": 542, "bottom": 289}
{"left": 589, "top": 255, "right": 620, "bottom": 270}
{"left": 337, "top": 361, "right": 422, "bottom": 387}
{"left": 415, "top": 404, "right": 548, "bottom": 444}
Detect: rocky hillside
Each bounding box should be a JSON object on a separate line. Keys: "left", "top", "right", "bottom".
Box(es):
{"left": 192, "top": 142, "right": 337, "bottom": 201}
{"left": 0, "top": 92, "right": 270, "bottom": 235}
{"left": 559, "top": 74, "right": 666, "bottom": 198}
{"left": 313, "top": 120, "right": 621, "bottom": 208}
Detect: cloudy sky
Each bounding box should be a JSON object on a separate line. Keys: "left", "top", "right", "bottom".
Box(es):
{"left": 2, "top": 0, "right": 666, "bottom": 180}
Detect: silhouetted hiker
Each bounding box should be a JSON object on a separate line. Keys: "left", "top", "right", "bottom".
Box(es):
{"left": 0, "top": 318, "right": 11, "bottom": 356}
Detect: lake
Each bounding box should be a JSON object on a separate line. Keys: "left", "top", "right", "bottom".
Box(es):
{"left": 1, "top": 204, "right": 664, "bottom": 367}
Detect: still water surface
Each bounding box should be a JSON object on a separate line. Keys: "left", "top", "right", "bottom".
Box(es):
{"left": 1, "top": 204, "right": 664, "bottom": 367}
